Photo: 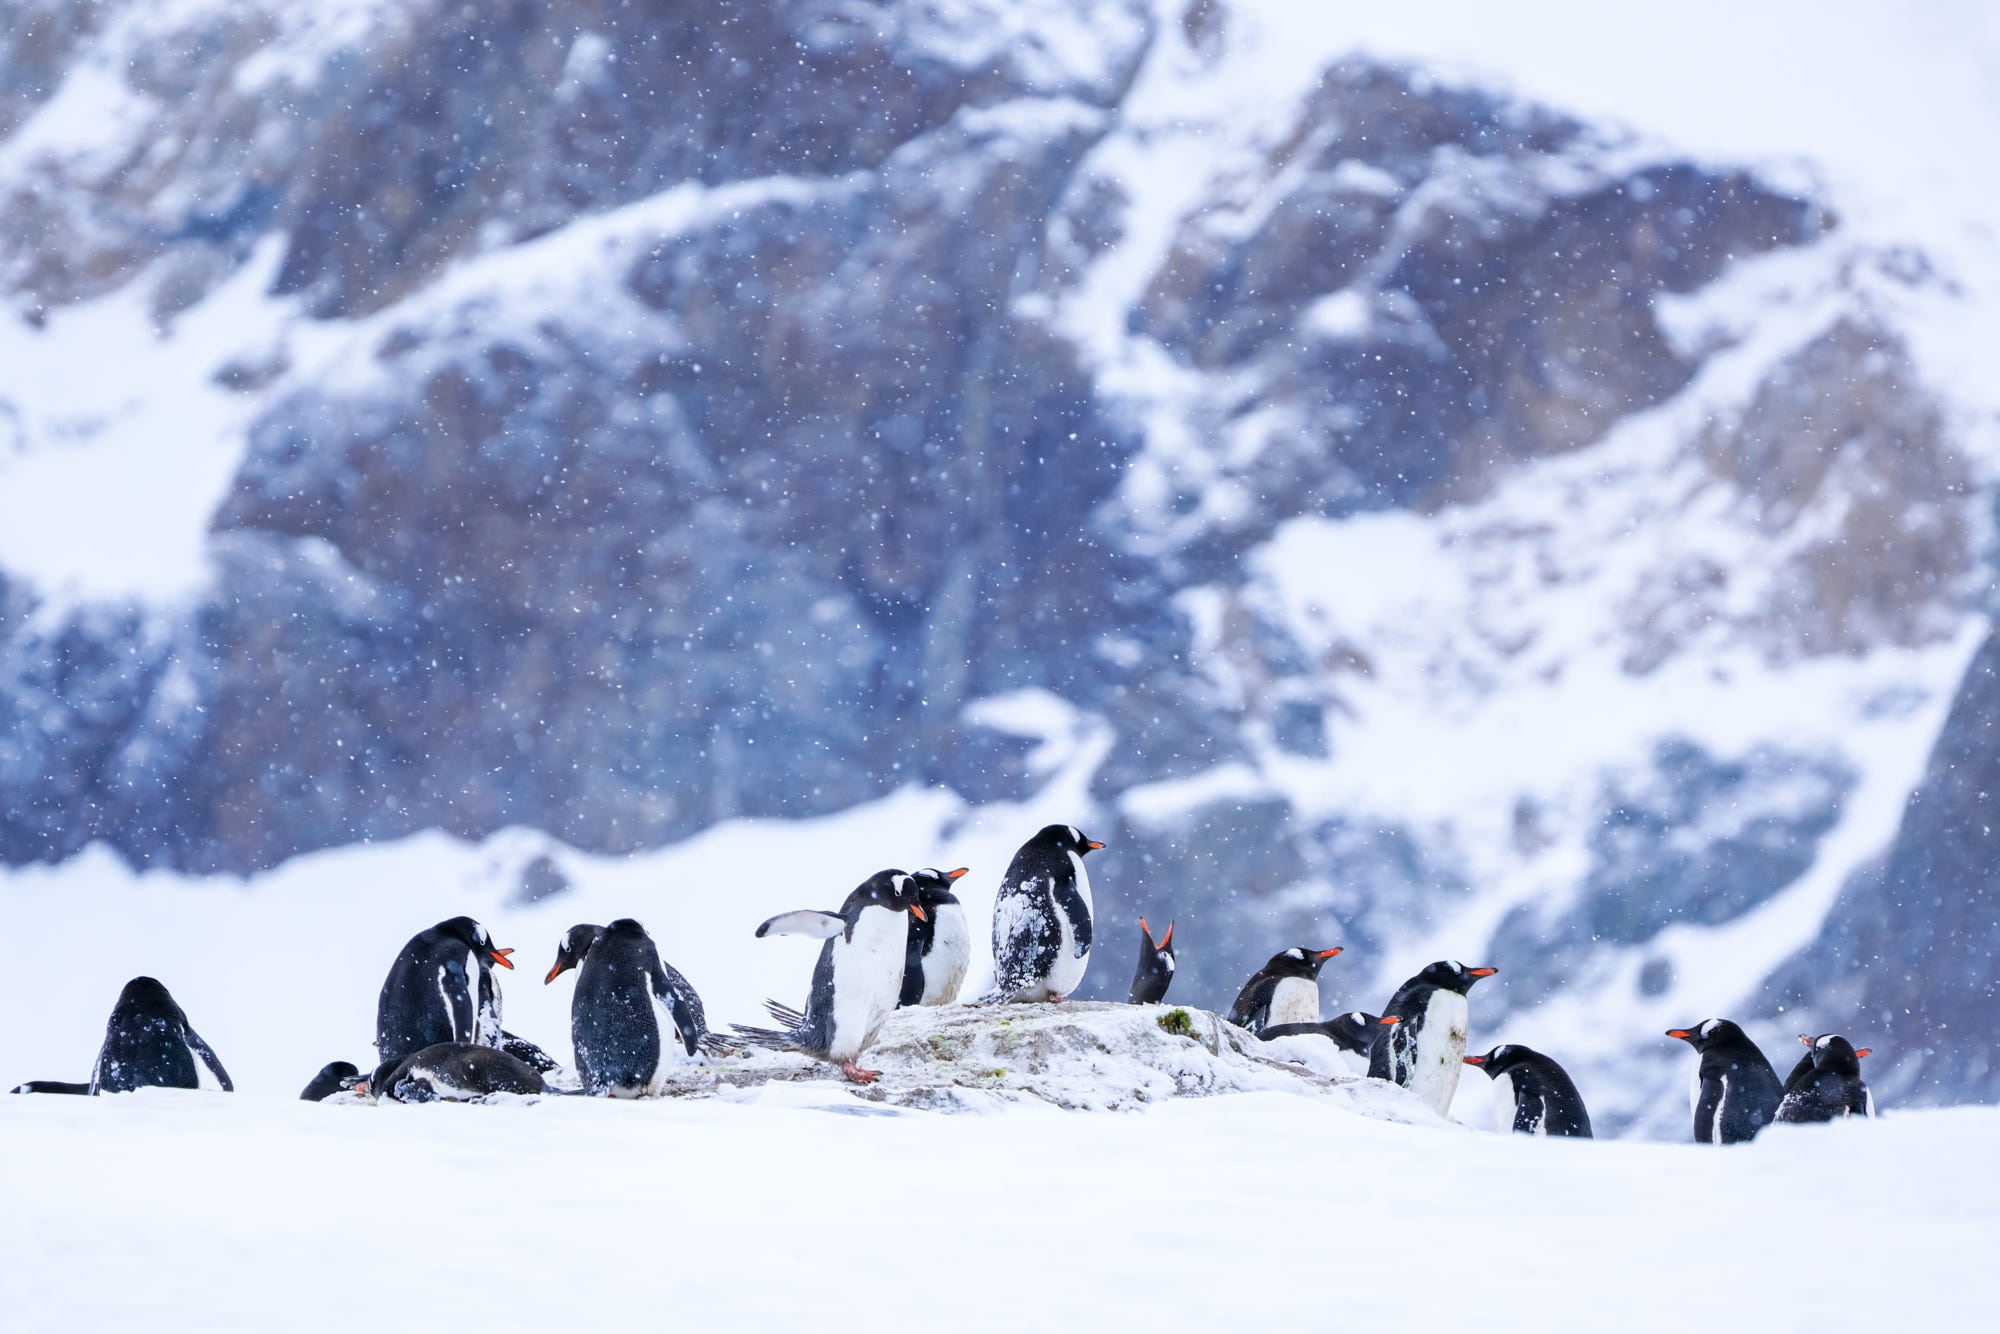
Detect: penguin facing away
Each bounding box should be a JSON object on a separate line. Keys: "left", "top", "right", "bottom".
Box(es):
{"left": 733, "top": 870, "right": 928, "bottom": 1083}
{"left": 1667, "top": 1019, "right": 1784, "bottom": 1144}
{"left": 561, "top": 918, "right": 701, "bottom": 1097}
{"left": 1227, "top": 946, "right": 1343, "bottom": 1034}
{"left": 369, "top": 1044, "right": 546, "bottom": 1103}
{"left": 985, "top": 824, "right": 1104, "bottom": 1003}
{"left": 899, "top": 867, "right": 972, "bottom": 1008}
{"left": 1464, "top": 1045, "right": 1593, "bottom": 1138}
{"left": 1367, "top": 960, "right": 1497, "bottom": 1115}
{"left": 1127, "top": 918, "right": 1176, "bottom": 1005}
{"left": 375, "top": 916, "right": 515, "bottom": 1066}
{"left": 1259, "top": 1011, "right": 1380, "bottom": 1057}
{"left": 1776, "top": 1033, "right": 1874, "bottom": 1124}
{"left": 90, "top": 977, "right": 234, "bottom": 1094}
{"left": 546, "top": 922, "right": 728, "bottom": 1057}
{"left": 300, "top": 1062, "right": 365, "bottom": 1102}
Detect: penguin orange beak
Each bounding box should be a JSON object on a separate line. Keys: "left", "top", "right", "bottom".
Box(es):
{"left": 1316, "top": 948, "right": 1342, "bottom": 959}
{"left": 544, "top": 961, "right": 564, "bottom": 986}
{"left": 1666, "top": 1029, "right": 1693, "bottom": 1040}
{"left": 1087, "top": 840, "right": 1105, "bottom": 850}
{"left": 1467, "top": 967, "right": 1497, "bottom": 977}
{"left": 1463, "top": 1055, "right": 1486, "bottom": 1066}
{"left": 946, "top": 867, "right": 969, "bottom": 880}
{"left": 910, "top": 904, "right": 927, "bottom": 922}
{"left": 1855, "top": 1048, "right": 1871, "bottom": 1058}
{"left": 489, "top": 948, "right": 515, "bottom": 970}
{"left": 1159, "top": 920, "right": 1174, "bottom": 949}
{"left": 1378, "top": 1016, "right": 1401, "bottom": 1026}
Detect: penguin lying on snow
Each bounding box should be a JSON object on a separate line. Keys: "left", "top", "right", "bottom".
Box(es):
{"left": 1260, "top": 1011, "right": 1380, "bottom": 1056}
{"left": 1776, "top": 1033, "right": 1874, "bottom": 1123}
{"left": 733, "top": 870, "right": 927, "bottom": 1083}
{"left": 1368, "top": 961, "right": 1496, "bottom": 1115}
{"left": 90, "top": 977, "right": 234, "bottom": 1094}
{"left": 1228, "top": 946, "right": 1343, "bottom": 1035}
{"left": 1127, "top": 918, "right": 1175, "bottom": 1005}
{"left": 376, "top": 916, "right": 515, "bottom": 1066}
{"left": 899, "top": 868, "right": 972, "bottom": 1008}
{"left": 1464, "top": 1045, "right": 1592, "bottom": 1138}
{"left": 1667, "top": 1019, "right": 1783, "bottom": 1144}
{"left": 300, "top": 1061, "right": 365, "bottom": 1102}
{"left": 368, "top": 1044, "right": 547, "bottom": 1102}
{"left": 556, "top": 918, "right": 706, "bottom": 1097}
{"left": 984, "top": 825, "right": 1104, "bottom": 1003}
{"left": 546, "top": 921, "right": 730, "bottom": 1059}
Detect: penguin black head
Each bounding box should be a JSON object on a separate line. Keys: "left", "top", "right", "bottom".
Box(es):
{"left": 300, "top": 1061, "right": 364, "bottom": 1101}
{"left": 1325, "top": 1011, "right": 1380, "bottom": 1055}
{"left": 1666, "top": 1018, "right": 1751, "bottom": 1052}
{"left": 843, "top": 870, "right": 929, "bottom": 923}
{"left": 439, "top": 916, "right": 515, "bottom": 972}
{"left": 910, "top": 867, "right": 969, "bottom": 909}
{"left": 113, "top": 976, "right": 187, "bottom": 1023}
{"left": 1032, "top": 824, "right": 1105, "bottom": 855}
{"left": 1265, "top": 945, "right": 1342, "bottom": 979}
{"left": 1801, "top": 1032, "right": 1869, "bottom": 1074}
{"left": 545, "top": 923, "right": 606, "bottom": 984}
{"left": 1414, "top": 959, "right": 1498, "bottom": 994}
{"left": 1464, "top": 1044, "right": 1531, "bottom": 1077}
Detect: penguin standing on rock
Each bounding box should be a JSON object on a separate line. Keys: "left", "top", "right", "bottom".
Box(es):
{"left": 1127, "top": 919, "right": 1176, "bottom": 1005}
{"left": 1464, "top": 1045, "right": 1593, "bottom": 1138}
{"left": 558, "top": 918, "right": 702, "bottom": 1097}
{"left": 1260, "top": 1011, "right": 1380, "bottom": 1056}
{"left": 375, "top": 917, "right": 515, "bottom": 1066}
{"left": 984, "top": 825, "right": 1104, "bottom": 1003}
{"left": 546, "top": 922, "right": 727, "bottom": 1058}
{"left": 369, "top": 1044, "right": 546, "bottom": 1102}
{"left": 1667, "top": 1019, "right": 1783, "bottom": 1144}
{"left": 1776, "top": 1033, "right": 1874, "bottom": 1124}
{"left": 1367, "top": 961, "right": 1497, "bottom": 1115}
{"left": 899, "top": 868, "right": 972, "bottom": 1008}
{"left": 300, "top": 1062, "right": 365, "bottom": 1101}
{"left": 88, "top": 977, "right": 234, "bottom": 1094}
{"left": 1227, "top": 946, "right": 1343, "bottom": 1034}
{"left": 733, "top": 871, "right": 928, "bottom": 1083}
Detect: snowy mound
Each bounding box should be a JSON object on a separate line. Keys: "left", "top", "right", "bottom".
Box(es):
{"left": 675, "top": 1001, "right": 1445, "bottom": 1118}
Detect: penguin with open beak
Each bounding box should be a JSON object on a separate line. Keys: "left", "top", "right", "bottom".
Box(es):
{"left": 1127, "top": 918, "right": 1176, "bottom": 1005}
{"left": 374, "top": 916, "right": 516, "bottom": 1067}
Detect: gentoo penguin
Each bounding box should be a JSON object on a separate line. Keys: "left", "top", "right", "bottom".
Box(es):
{"left": 732, "top": 870, "right": 927, "bottom": 1083}
{"left": 559, "top": 918, "right": 703, "bottom": 1097}
{"left": 984, "top": 824, "right": 1104, "bottom": 1003}
{"left": 10, "top": 1080, "right": 92, "bottom": 1095}
{"left": 1367, "top": 960, "right": 1497, "bottom": 1115}
{"left": 300, "top": 1061, "right": 364, "bottom": 1102}
{"left": 1667, "top": 1019, "right": 1784, "bottom": 1144}
{"left": 1260, "top": 1011, "right": 1380, "bottom": 1056}
{"left": 1464, "top": 1044, "right": 1593, "bottom": 1138}
{"left": 89, "top": 977, "right": 234, "bottom": 1094}
{"left": 1775, "top": 1033, "right": 1874, "bottom": 1124}
{"left": 899, "top": 867, "right": 972, "bottom": 1008}
{"left": 545, "top": 921, "right": 729, "bottom": 1056}
{"left": 375, "top": 916, "right": 515, "bottom": 1066}
{"left": 368, "top": 1044, "right": 546, "bottom": 1102}
{"left": 1227, "top": 946, "right": 1343, "bottom": 1034}
{"left": 1127, "top": 918, "right": 1176, "bottom": 1005}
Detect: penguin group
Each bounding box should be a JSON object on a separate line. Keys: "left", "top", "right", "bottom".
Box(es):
{"left": 6, "top": 817, "right": 1880, "bottom": 1142}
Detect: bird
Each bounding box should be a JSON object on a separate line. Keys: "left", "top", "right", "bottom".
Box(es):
{"left": 1776, "top": 1033, "right": 1874, "bottom": 1123}
{"left": 1127, "top": 918, "right": 1176, "bottom": 1004}
{"left": 545, "top": 921, "right": 729, "bottom": 1057}
{"left": 558, "top": 918, "right": 704, "bottom": 1097}
{"left": 1464, "top": 1044, "right": 1593, "bottom": 1137}
{"left": 1367, "top": 960, "right": 1497, "bottom": 1115}
{"left": 1259, "top": 1010, "right": 1380, "bottom": 1057}
{"left": 300, "top": 1061, "right": 365, "bottom": 1102}
{"left": 375, "top": 916, "right": 515, "bottom": 1066}
{"left": 89, "top": 977, "right": 233, "bottom": 1094}
{"left": 732, "top": 870, "right": 928, "bottom": 1083}
{"left": 985, "top": 824, "right": 1104, "bottom": 1003}
{"left": 1227, "top": 946, "right": 1343, "bottom": 1034}
{"left": 899, "top": 867, "right": 972, "bottom": 1008}
{"left": 1666, "top": 1019, "right": 1784, "bottom": 1144}
{"left": 368, "top": 1044, "right": 547, "bottom": 1102}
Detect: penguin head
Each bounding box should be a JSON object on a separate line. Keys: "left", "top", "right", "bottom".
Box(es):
{"left": 910, "top": 867, "right": 969, "bottom": 908}
{"left": 112, "top": 976, "right": 187, "bottom": 1025}
{"left": 1464, "top": 1044, "right": 1531, "bottom": 1078}
{"left": 1416, "top": 960, "right": 1498, "bottom": 994}
{"left": 844, "top": 870, "right": 928, "bottom": 923}
{"left": 1326, "top": 1011, "right": 1379, "bottom": 1051}
{"left": 440, "top": 916, "right": 515, "bottom": 972}
{"left": 311, "top": 1061, "right": 364, "bottom": 1094}
{"left": 544, "top": 923, "right": 605, "bottom": 985}
{"left": 1138, "top": 918, "right": 1176, "bottom": 962}
{"left": 1035, "top": 824, "right": 1105, "bottom": 856}
{"left": 1801, "top": 1033, "right": 1868, "bottom": 1074}
{"left": 1666, "top": 1018, "right": 1747, "bottom": 1052}
{"left": 1268, "top": 945, "right": 1342, "bottom": 979}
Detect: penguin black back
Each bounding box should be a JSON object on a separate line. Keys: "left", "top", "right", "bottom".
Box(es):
{"left": 376, "top": 916, "right": 515, "bottom": 1065}
{"left": 300, "top": 1061, "right": 363, "bottom": 1102}
{"left": 1127, "top": 918, "right": 1176, "bottom": 1005}
{"left": 1776, "top": 1033, "right": 1873, "bottom": 1123}
{"left": 1227, "top": 946, "right": 1343, "bottom": 1033}
{"left": 369, "top": 1044, "right": 546, "bottom": 1102}
{"left": 90, "top": 977, "right": 233, "bottom": 1094}
{"left": 568, "top": 917, "right": 699, "bottom": 1097}
{"left": 987, "top": 824, "right": 1104, "bottom": 1003}
{"left": 1667, "top": 1019, "right": 1783, "bottom": 1144}
{"left": 1259, "top": 1011, "right": 1380, "bottom": 1056}
{"left": 1464, "top": 1044, "right": 1593, "bottom": 1138}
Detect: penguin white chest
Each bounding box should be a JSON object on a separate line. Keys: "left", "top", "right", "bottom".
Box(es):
{"left": 1044, "top": 853, "right": 1094, "bottom": 1000}
{"left": 1406, "top": 989, "right": 1469, "bottom": 1116}
{"left": 1267, "top": 976, "right": 1321, "bottom": 1028}
{"left": 1490, "top": 1071, "right": 1517, "bottom": 1133}
{"left": 921, "top": 904, "right": 971, "bottom": 1006}
{"left": 828, "top": 907, "right": 908, "bottom": 1062}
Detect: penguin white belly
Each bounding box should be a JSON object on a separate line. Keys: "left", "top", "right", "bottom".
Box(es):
{"left": 921, "top": 905, "right": 971, "bottom": 1006}
{"left": 1406, "top": 989, "right": 1469, "bottom": 1115}
{"left": 827, "top": 908, "right": 908, "bottom": 1062}
{"left": 639, "top": 974, "right": 679, "bottom": 1097}
{"left": 1267, "top": 976, "right": 1321, "bottom": 1028}
{"left": 1490, "top": 1071, "right": 1517, "bottom": 1134}
{"left": 1043, "top": 854, "right": 1094, "bottom": 1000}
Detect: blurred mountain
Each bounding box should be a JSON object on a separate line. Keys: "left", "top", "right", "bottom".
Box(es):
{"left": 1, "top": 0, "right": 1994, "bottom": 1126}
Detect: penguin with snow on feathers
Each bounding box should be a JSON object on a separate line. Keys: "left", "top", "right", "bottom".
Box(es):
{"left": 545, "top": 921, "right": 728, "bottom": 1062}
{"left": 553, "top": 918, "right": 702, "bottom": 1097}
{"left": 1260, "top": 1011, "right": 1381, "bottom": 1057}
{"left": 89, "top": 977, "right": 234, "bottom": 1094}
{"left": 733, "top": 871, "right": 928, "bottom": 1083}
{"left": 1127, "top": 918, "right": 1176, "bottom": 1005}
{"left": 368, "top": 1044, "right": 547, "bottom": 1102}
{"left": 1464, "top": 1044, "right": 1593, "bottom": 1138}
{"left": 984, "top": 825, "right": 1104, "bottom": 1004}
{"left": 1227, "top": 946, "right": 1343, "bottom": 1035}
{"left": 1776, "top": 1033, "right": 1875, "bottom": 1124}
{"left": 375, "top": 916, "right": 516, "bottom": 1067}
{"left": 1667, "top": 1018, "right": 1784, "bottom": 1144}
{"left": 1367, "top": 960, "right": 1497, "bottom": 1115}
{"left": 899, "top": 868, "right": 972, "bottom": 1008}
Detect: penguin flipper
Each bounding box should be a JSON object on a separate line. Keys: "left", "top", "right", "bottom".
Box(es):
{"left": 756, "top": 911, "right": 847, "bottom": 940}
{"left": 650, "top": 958, "right": 701, "bottom": 1058}
{"left": 1053, "top": 876, "right": 1092, "bottom": 957}
{"left": 185, "top": 1028, "right": 235, "bottom": 1093}
{"left": 11, "top": 1080, "right": 92, "bottom": 1095}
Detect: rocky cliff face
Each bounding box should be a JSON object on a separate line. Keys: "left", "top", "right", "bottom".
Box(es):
{"left": 1, "top": 0, "right": 1992, "bottom": 1124}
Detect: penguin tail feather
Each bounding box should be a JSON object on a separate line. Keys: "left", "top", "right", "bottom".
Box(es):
{"left": 699, "top": 1032, "right": 743, "bottom": 1058}
{"left": 728, "top": 1023, "right": 812, "bottom": 1053}
{"left": 762, "top": 999, "right": 809, "bottom": 1028}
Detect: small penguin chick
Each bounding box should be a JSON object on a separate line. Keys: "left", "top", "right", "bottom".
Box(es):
{"left": 300, "top": 1061, "right": 364, "bottom": 1102}
{"left": 1127, "top": 917, "right": 1176, "bottom": 1005}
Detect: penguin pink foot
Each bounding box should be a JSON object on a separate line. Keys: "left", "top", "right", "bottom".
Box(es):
{"left": 841, "top": 1060, "right": 881, "bottom": 1084}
